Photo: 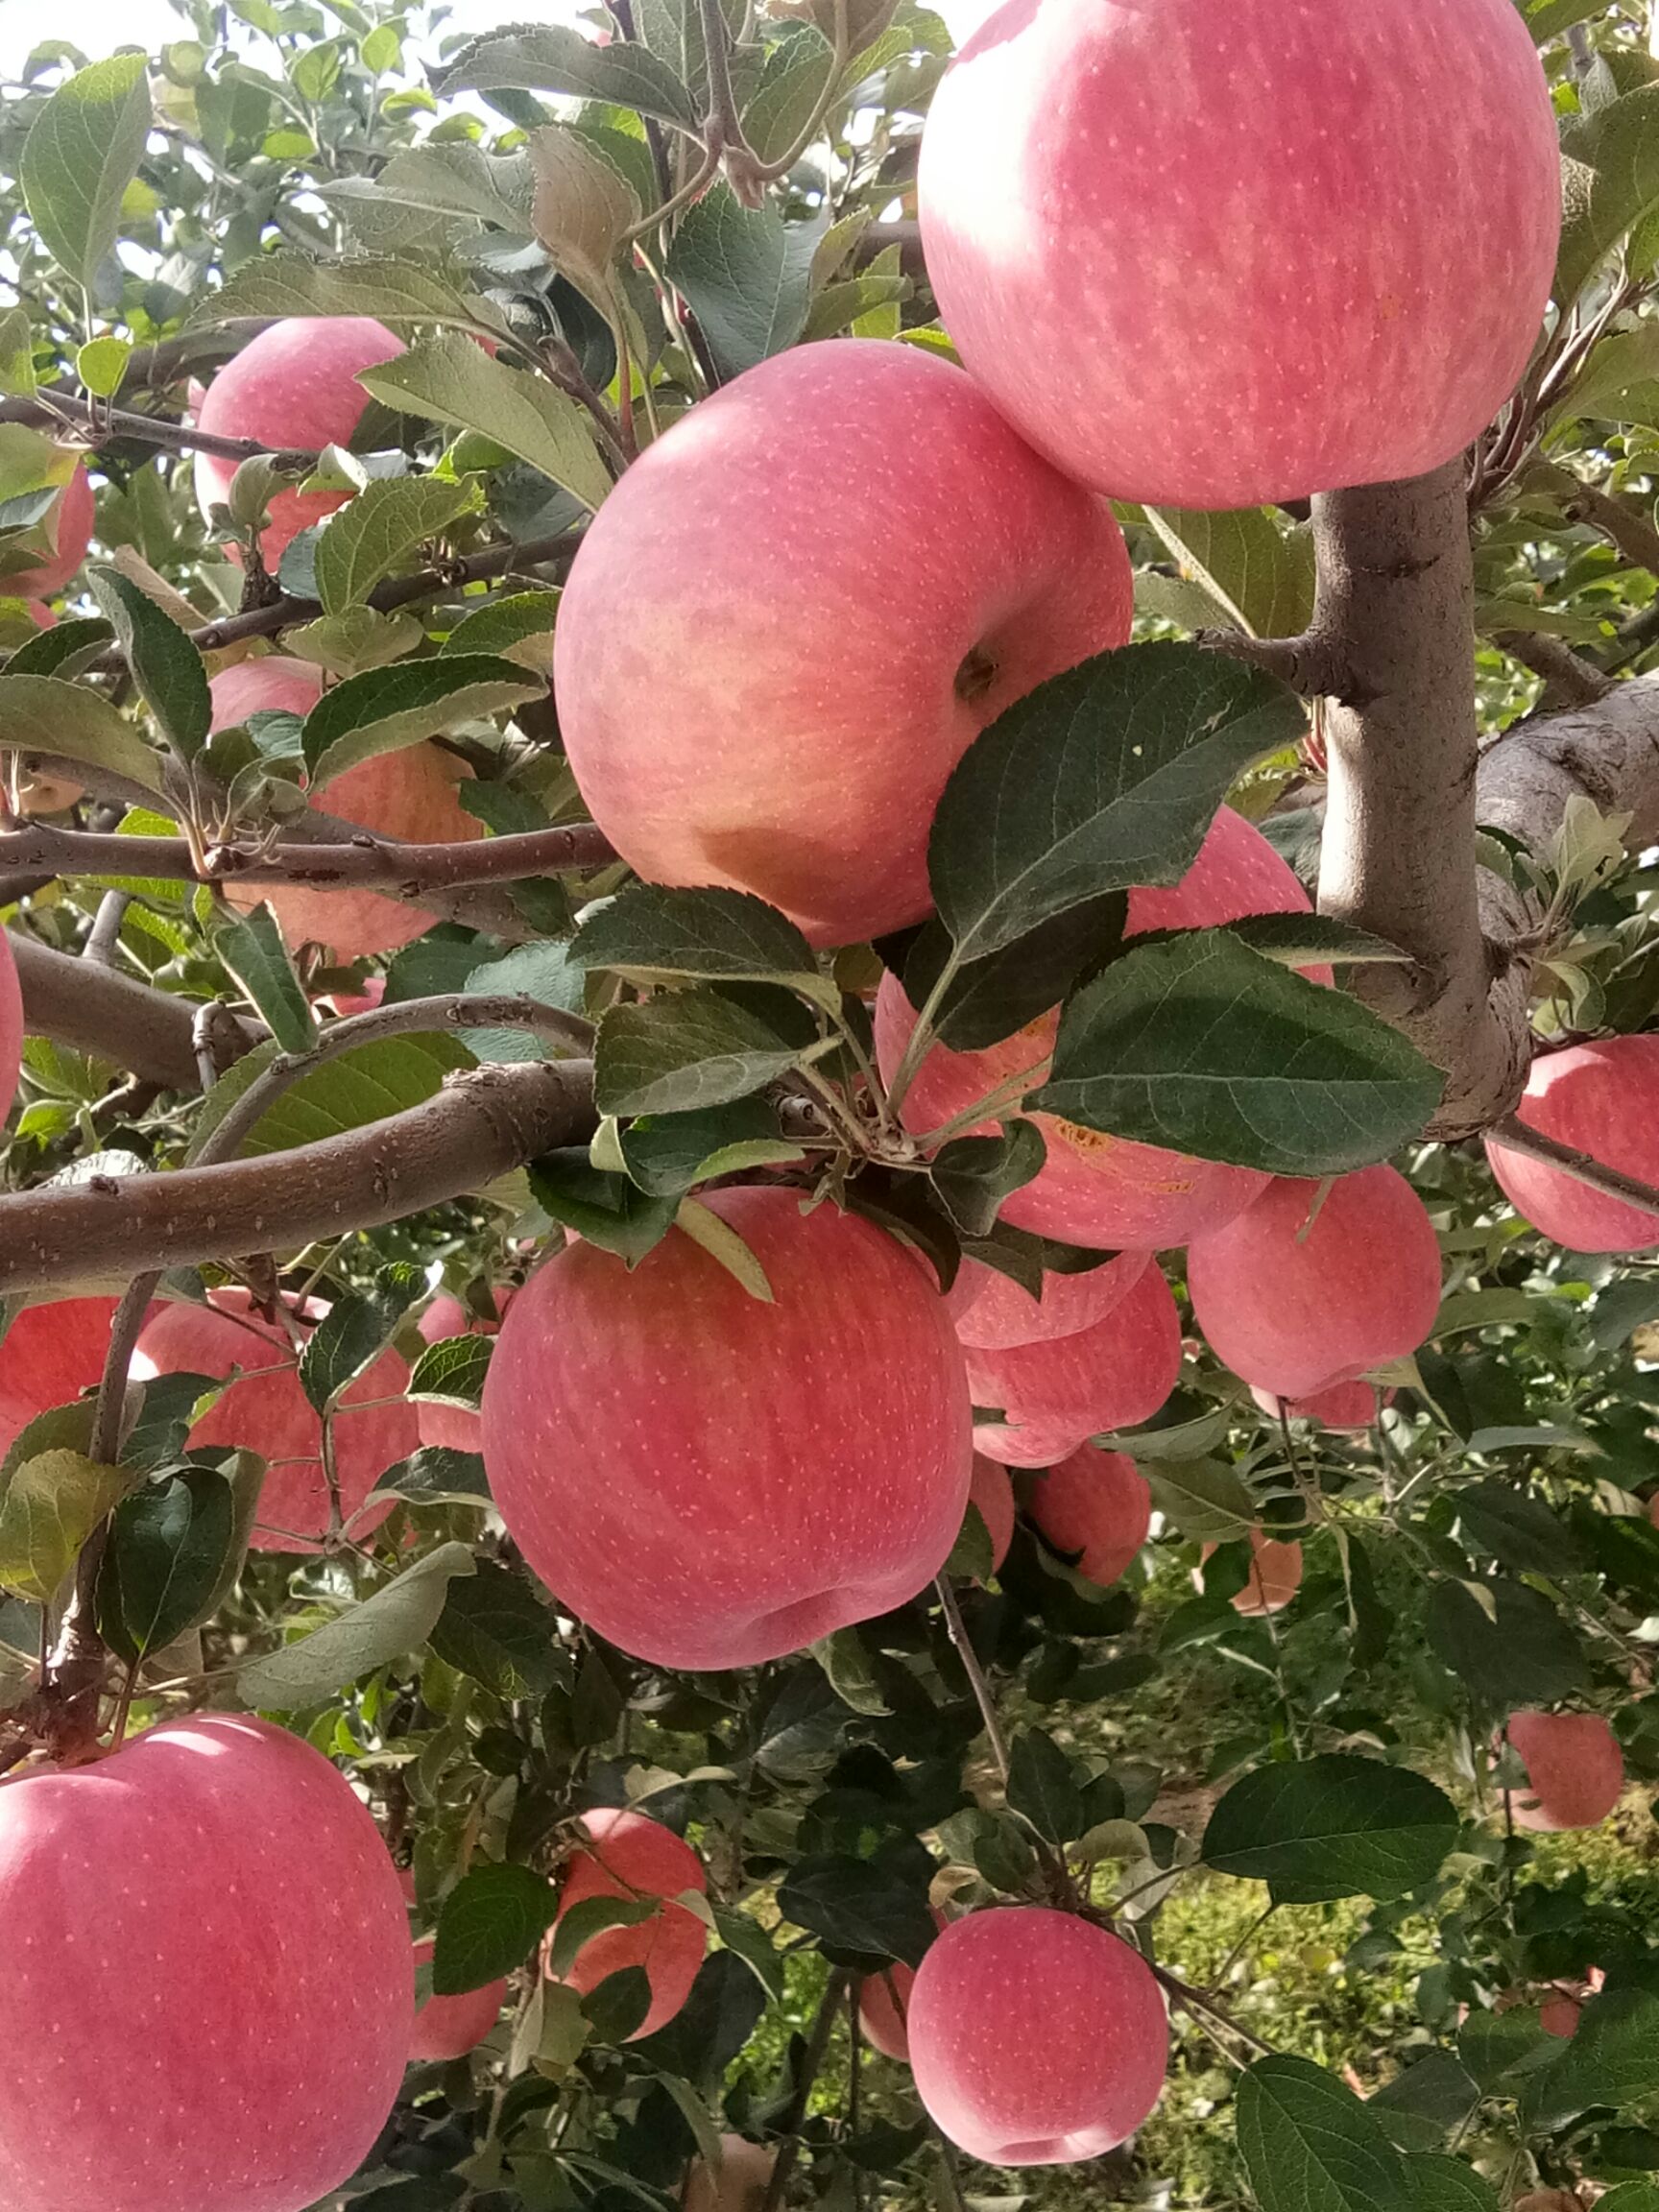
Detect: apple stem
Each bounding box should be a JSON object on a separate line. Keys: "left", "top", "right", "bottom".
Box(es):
{"left": 933, "top": 1573, "right": 1011, "bottom": 1788}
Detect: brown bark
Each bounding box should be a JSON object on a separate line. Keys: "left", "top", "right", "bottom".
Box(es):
{"left": 6, "top": 930, "right": 245, "bottom": 1092}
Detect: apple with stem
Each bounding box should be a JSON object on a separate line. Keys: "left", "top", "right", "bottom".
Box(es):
{"left": 918, "top": 0, "right": 1559, "bottom": 508}
{"left": 0, "top": 1714, "right": 411, "bottom": 2212}
{"left": 546, "top": 1808, "right": 708, "bottom": 2040}
{"left": 480, "top": 1187, "right": 973, "bottom": 1670}
{"left": 553, "top": 338, "right": 1133, "bottom": 947}
{"left": 1485, "top": 1038, "right": 1659, "bottom": 1255}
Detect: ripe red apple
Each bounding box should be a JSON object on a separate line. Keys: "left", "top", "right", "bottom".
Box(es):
{"left": 681, "top": 2136, "right": 777, "bottom": 2212}
{"left": 416, "top": 1288, "right": 510, "bottom": 1454}
{"left": 1030, "top": 1448, "right": 1151, "bottom": 1587}
{"left": 967, "top": 1454, "right": 1015, "bottom": 1572}
{"left": 1251, "top": 1381, "right": 1387, "bottom": 1431}
{"left": 194, "top": 318, "right": 405, "bottom": 566}
{"left": 908, "top": 1908, "right": 1168, "bottom": 2165}
{"left": 1484, "top": 1039, "right": 1659, "bottom": 1255}
{"left": 966, "top": 1262, "right": 1180, "bottom": 1465}
{"left": 859, "top": 1960, "right": 920, "bottom": 2063}
{"left": 480, "top": 1187, "right": 973, "bottom": 1670}
{"left": 1187, "top": 1166, "right": 1442, "bottom": 1401}
{"left": 950, "top": 1250, "right": 1150, "bottom": 1352}
{"left": 875, "top": 806, "right": 1317, "bottom": 1247}
{"left": 409, "top": 1938, "right": 507, "bottom": 2061}
{"left": 4, "top": 464, "right": 94, "bottom": 599}
{"left": 0, "top": 927, "right": 20, "bottom": 1131}
{"left": 553, "top": 338, "right": 1134, "bottom": 948}
{"left": 1200, "top": 1529, "right": 1306, "bottom": 1617}
{"left": 136, "top": 1287, "right": 418, "bottom": 1552}
{"left": 323, "top": 973, "right": 387, "bottom": 1020}
{"left": 1539, "top": 1992, "right": 1582, "bottom": 2040}
{"left": 0, "top": 1713, "right": 411, "bottom": 2212}
{"left": 547, "top": 1809, "right": 708, "bottom": 2039}
{"left": 1504, "top": 1710, "right": 1624, "bottom": 1833}
{"left": 209, "top": 660, "right": 482, "bottom": 956}
{"left": 0, "top": 1296, "right": 133, "bottom": 1457}
{"left": 918, "top": 0, "right": 1559, "bottom": 509}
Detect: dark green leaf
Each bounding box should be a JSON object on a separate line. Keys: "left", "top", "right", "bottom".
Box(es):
{"left": 930, "top": 1123, "right": 1046, "bottom": 1237}
{"left": 428, "top": 1559, "right": 563, "bottom": 1697}
{"left": 433, "top": 1861, "right": 558, "bottom": 1995}
{"left": 1219, "top": 912, "right": 1412, "bottom": 970}
{"left": 86, "top": 567, "right": 211, "bottom": 762}
{"left": 95, "top": 1467, "right": 233, "bottom": 1663}
{"left": 616, "top": 1097, "right": 804, "bottom": 1198}
{"left": 1406, "top": 2154, "right": 1501, "bottom": 2212}
{"left": 663, "top": 186, "right": 817, "bottom": 380}
{"left": 298, "top": 1266, "right": 421, "bottom": 1414}
{"left": 408, "top": 1333, "right": 493, "bottom": 1410}
{"left": 300, "top": 653, "right": 542, "bottom": 786}
{"left": 0, "top": 672, "right": 168, "bottom": 796}
{"left": 889, "top": 895, "right": 1130, "bottom": 1053}
{"left": 1005, "top": 1728, "right": 1087, "bottom": 1845}
{"left": 1369, "top": 2055, "right": 1481, "bottom": 2154}
{"left": 527, "top": 1151, "right": 678, "bottom": 1262}
{"left": 777, "top": 1853, "right": 936, "bottom": 1966}
{"left": 371, "top": 1446, "right": 492, "bottom": 1507}
{"left": 569, "top": 1647, "right": 626, "bottom": 1745}
{"left": 1203, "top": 1756, "right": 1458, "bottom": 1903}
{"left": 1454, "top": 1484, "right": 1580, "bottom": 1577}
{"left": 1557, "top": 86, "right": 1659, "bottom": 304}
{"left": 1529, "top": 1979, "right": 1659, "bottom": 2128}
{"left": 1456, "top": 2007, "right": 1557, "bottom": 2091}
{"left": 635, "top": 1950, "right": 769, "bottom": 2083}
{"left": 546, "top": 1894, "right": 658, "bottom": 1981}
{"left": 211, "top": 904, "right": 316, "bottom": 1054}
{"left": 1426, "top": 1579, "right": 1589, "bottom": 1710}
{"left": 3, "top": 613, "right": 113, "bottom": 680}
{"left": 581, "top": 1963, "right": 653, "bottom": 2042}
{"left": 929, "top": 643, "right": 1306, "bottom": 963}
{"left": 1029, "top": 931, "right": 1443, "bottom": 1177}
{"left": 571, "top": 884, "right": 829, "bottom": 1001}
{"left": 439, "top": 22, "right": 703, "bottom": 129}
{"left": 1236, "top": 2056, "right": 1412, "bottom": 2212}
{"left": 593, "top": 985, "right": 816, "bottom": 1118}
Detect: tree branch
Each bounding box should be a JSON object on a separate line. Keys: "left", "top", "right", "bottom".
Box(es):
{"left": 1193, "top": 626, "right": 1353, "bottom": 698}
{"left": 1493, "top": 631, "right": 1616, "bottom": 711}
{"left": 1478, "top": 667, "right": 1659, "bottom": 854}
{"left": 7, "top": 928, "right": 252, "bottom": 1091}
{"left": 1487, "top": 1113, "right": 1659, "bottom": 1223}
{"left": 758, "top": 1968, "right": 850, "bottom": 2212}
{"left": 0, "top": 1059, "right": 596, "bottom": 1293}
{"left": 1, "top": 385, "right": 318, "bottom": 469}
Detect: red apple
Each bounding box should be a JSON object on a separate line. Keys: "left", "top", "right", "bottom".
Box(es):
{"left": 193, "top": 318, "right": 405, "bottom": 566}
{"left": 416, "top": 1288, "right": 509, "bottom": 1454}
{"left": 874, "top": 806, "right": 1318, "bottom": 1247}
{"left": 410, "top": 1937, "right": 507, "bottom": 2061}
{"left": 136, "top": 1287, "right": 418, "bottom": 1553}
{"left": 967, "top": 1454, "right": 1015, "bottom": 1572}
{"left": 1200, "top": 1529, "right": 1305, "bottom": 1617}
{"left": 0, "top": 1296, "right": 134, "bottom": 1458}
{"left": 1251, "top": 1381, "right": 1388, "bottom": 1431}
{"left": 918, "top": 0, "right": 1559, "bottom": 508}
{"left": 859, "top": 1960, "right": 920, "bottom": 2063}
{"left": 0, "top": 1714, "right": 411, "bottom": 2212}
{"left": 209, "top": 660, "right": 483, "bottom": 957}
{"left": 1030, "top": 1448, "right": 1150, "bottom": 1587}
{"left": 480, "top": 1187, "right": 973, "bottom": 1670}
{"left": 1484, "top": 1039, "right": 1659, "bottom": 1255}
{"left": 1539, "top": 1993, "right": 1582, "bottom": 2040}
{"left": 966, "top": 1262, "right": 1180, "bottom": 1463}
{"left": 907, "top": 1908, "right": 1168, "bottom": 2165}
{"left": 1504, "top": 1710, "right": 1624, "bottom": 1833}
{"left": 3, "top": 464, "right": 94, "bottom": 599}
{"left": 553, "top": 338, "right": 1133, "bottom": 948}
{"left": 547, "top": 1808, "right": 708, "bottom": 2039}
{"left": 950, "top": 1250, "right": 1150, "bottom": 1352}
{"left": 680, "top": 2136, "right": 777, "bottom": 2212}
{"left": 1187, "top": 1166, "right": 1442, "bottom": 1401}
{"left": 323, "top": 974, "right": 387, "bottom": 1020}
{"left": 0, "top": 927, "right": 20, "bottom": 1132}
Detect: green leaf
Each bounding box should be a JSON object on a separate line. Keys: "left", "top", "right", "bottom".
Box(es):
{"left": 433, "top": 1860, "right": 558, "bottom": 1996}
{"left": 1144, "top": 1457, "right": 1260, "bottom": 1542}
{"left": 929, "top": 643, "right": 1307, "bottom": 963}
{"left": 358, "top": 337, "right": 612, "bottom": 516}
{"left": 442, "top": 590, "right": 561, "bottom": 671}
{"left": 370, "top": 1446, "right": 492, "bottom": 1508}
{"left": 1456, "top": 2007, "right": 1558, "bottom": 2092}
{"left": 236, "top": 1540, "right": 476, "bottom": 1708}
{"left": 1557, "top": 86, "right": 1659, "bottom": 304}
{"left": 196, "top": 252, "right": 511, "bottom": 344}
{"left": 211, "top": 903, "right": 317, "bottom": 1053}
{"left": 300, "top": 654, "right": 542, "bottom": 786}
{"left": 663, "top": 186, "right": 818, "bottom": 380}
{"left": 593, "top": 986, "right": 817, "bottom": 1118}
{"left": 636, "top": 1949, "right": 770, "bottom": 2080}
{"left": 4, "top": 614, "right": 113, "bottom": 680}
{"left": 1453, "top": 1483, "right": 1579, "bottom": 1576}
{"left": 1220, "top": 913, "right": 1413, "bottom": 970}
{"left": 546, "top": 1894, "right": 659, "bottom": 1982}
{"left": 527, "top": 123, "right": 643, "bottom": 315}
{"left": 1528, "top": 1979, "right": 1659, "bottom": 2128}
{"left": 325, "top": 144, "right": 531, "bottom": 235}
{"left": 440, "top": 23, "right": 702, "bottom": 129}
{"left": 95, "top": 1466, "right": 233, "bottom": 1664}
{"left": 86, "top": 566, "right": 212, "bottom": 762}
{"left": 213, "top": 1034, "right": 472, "bottom": 1157}
{"left": 743, "top": 24, "right": 835, "bottom": 163}
{"left": 616, "top": 1098, "right": 804, "bottom": 1198}
{"left": 0, "top": 1450, "right": 128, "bottom": 1605}
{"left": 527, "top": 1152, "right": 678, "bottom": 1263}
{"left": 1369, "top": 2056, "right": 1481, "bottom": 2154}
{"left": 20, "top": 55, "right": 153, "bottom": 290}
{"left": 582, "top": 1964, "right": 653, "bottom": 2042}
{"left": 1141, "top": 505, "right": 1315, "bottom": 638}
{"left": 1425, "top": 1578, "right": 1589, "bottom": 1711}
{"left": 777, "top": 1853, "right": 937, "bottom": 1966}
{"left": 298, "top": 1266, "right": 421, "bottom": 1414}
{"left": 570, "top": 884, "right": 832, "bottom": 1006}
{"left": 930, "top": 1122, "right": 1046, "bottom": 1237}
{"left": 76, "top": 336, "right": 132, "bottom": 400}
{"left": 1406, "top": 2154, "right": 1500, "bottom": 2212}
{"left": 674, "top": 1194, "right": 775, "bottom": 1303}
{"left": 1236, "top": 2056, "right": 1412, "bottom": 2212}
{"left": 1006, "top": 1728, "right": 1087, "bottom": 1845}
{"left": 0, "top": 307, "right": 37, "bottom": 398}
{"left": 312, "top": 475, "right": 480, "bottom": 614}
{"left": 0, "top": 673, "right": 168, "bottom": 797}
{"left": 1029, "top": 931, "right": 1443, "bottom": 1178}
{"left": 892, "top": 897, "right": 1130, "bottom": 1054}
{"left": 1201, "top": 1756, "right": 1459, "bottom": 1903}
{"left": 408, "top": 1333, "right": 493, "bottom": 1411}
{"left": 427, "top": 1559, "right": 563, "bottom": 1697}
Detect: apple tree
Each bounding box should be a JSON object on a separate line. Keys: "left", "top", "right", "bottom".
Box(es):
{"left": 8, "top": 1, "right": 1659, "bottom": 2208}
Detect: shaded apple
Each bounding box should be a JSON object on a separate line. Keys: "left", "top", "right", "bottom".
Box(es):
{"left": 908, "top": 1908, "right": 1168, "bottom": 2165}
{"left": 1030, "top": 1449, "right": 1151, "bottom": 1587}
{"left": 680, "top": 2135, "right": 776, "bottom": 2212}
{"left": 1200, "top": 1529, "right": 1305, "bottom": 1617}
{"left": 965, "top": 1262, "right": 1180, "bottom": 1463}
{"left": 0, "top": 1713, "right": 411, "bottom": 2212}
{"left": 136, "top": 1287, "right": 418, "bottom": 1552}
{"left": 553, "top": 338, "right": 1133, "bottom": 947}
{"left": 1251, "top": 1381, "right": 1389, "bottom": 1431}
{"left": 1539, "top": 1993, "right": 1582, "bottom": 2039}
{"left": 194, "top": 318, "right": 405, "bottom": 566}
{"left": 919, "top": 0, "right": 1559, "bottom": 508}
{"left": 1187, "top": 1166, "right": 1442, "bottom": 1400}
{"left": 416, "top": 1287, "right": 510, "bottom": 1454}
{"left": 859, "top": 1960, "right": 920, "bottom": 2064}
{"left": 480, "top": 1187, "right": 973, "bottom": 1670}
{"left": 874, "top": 807, "right": 1317, "bottom": 1247}
{"left": 966, "top": 1454, "right": 1015, "bottom": 1572}
{"left": 409, "top": 1938, "right": 507, "bottom": 2062}
{"left": 547, "top": 1808, "right": 708, "bottom": 2039}
{"left": 0, "top": 1296, "right": 134, "bottom": 1457}
{"left": 1504, "top": 1710, "right": 1624, "bottom": 1833}
{"left": 950, "top": 1250, "right": 1150, "bottom": 1352}
{"left": 4, "top": 464, "right": 94, "bottom": 600}
{"left": 1484, "top": 1038, "right": 1659, "bottom": 1255}
{"left": 209, "top": 660, "right": 483, "bottom": 957}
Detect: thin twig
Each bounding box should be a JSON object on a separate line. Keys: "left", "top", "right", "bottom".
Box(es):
{"left": 1489, "top": 1111, "right": 1659, "bottom": 1223}
{"left": 934, "top": 1573, "right": 1010, "bottom": 1787}
{"left": 82, "top": 891, "right": 130, "bottom": 967}
{"left": 758, "top": 1969, "right": 849, "bottom": 2212}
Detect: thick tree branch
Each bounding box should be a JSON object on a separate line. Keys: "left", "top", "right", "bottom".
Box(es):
{"left": 7, "top": 929, "right": 250, "bottom": 1091}
{"left": 1477, "top": 668, "right": 1659, "bottom": 854}
{"left": 1493, "top": 631, "right": 1616, "bottom": 711}
{"left": 1312, "top": 464, "right": 1528, "bottom": 1138}
{"left": 1193, "top": 626, "right": 1354, "bottom": 698}
{"left": 0, "top": 1059, "right": 596, "bottom": 1292}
